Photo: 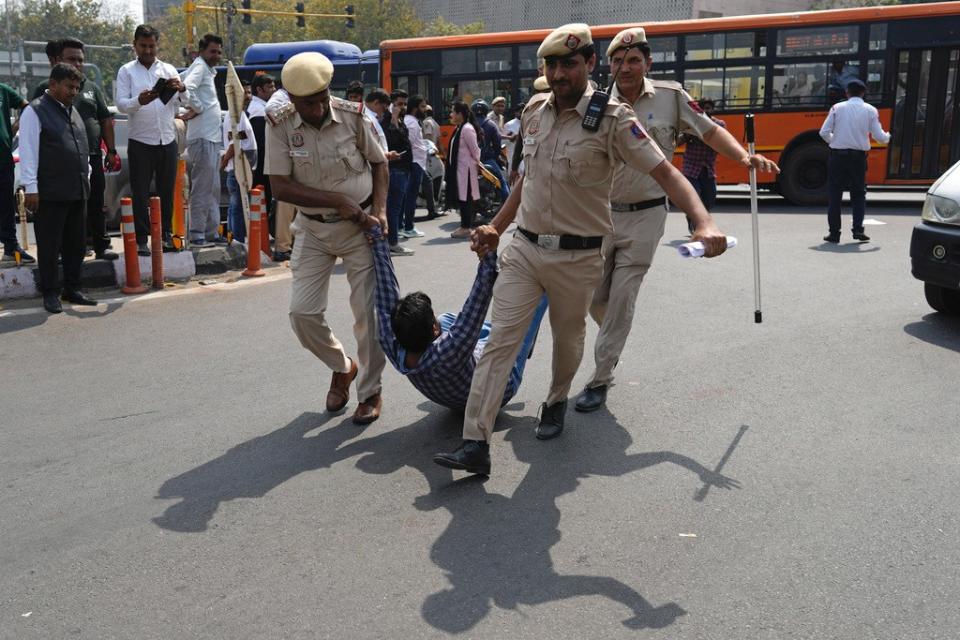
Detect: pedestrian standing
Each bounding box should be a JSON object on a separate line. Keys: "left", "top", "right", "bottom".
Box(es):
{"left": 433, "top": 24, "right": 728, "bottom": 475}
{"left": 248, "top": 74, "right": 275, "bottom": 212}
{"left": 34, "top": 38, "right": 119, "bottom": 260}
{"left": 0, "top": 77, "right": 31, "bottom": 263}
{"left": 574, "top": 27, "right": 779, "bottom": 414}
{"left": 265, "top": 52, "right": 389, "bottom": 424}
{"left": 680, "top": 98, "right": 725, "bottom": 234}
{"left": 819, "top": 78, "right": 890, "bottom": 243}
{"left": 181, "top": 33, "right": 225, "bottom": 246}
{"left": 421, "top": 105, "right": 440, "bottom": 146}
{"left": 503, "top": 101, "right": 523, "bottom": 176}
{"left": 20, "top": 64, "right": 94, "bottom": 313}
{"left": 471, "top": 100, "right": 509, "bottom": 202}
{"left": 400, "top": 94, "right": 427, "bottom": 239}
{"left": 381, "top": 89, "right": 414, "bottom": 256}
{"left": 115, "top": 24, "right": 190, "bottom": 256}
{"left": 220, "top": 80, "right": 256, "bottom": 243}
{"left": 445, "top": 101, "right": 481, "bottom": 238}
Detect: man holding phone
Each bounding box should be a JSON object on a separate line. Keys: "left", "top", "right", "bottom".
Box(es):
{"left": 115, "top": 24, "right": 189, "bottom": 255}
{"left": 380, "top": 89, "right": 414, "bottom": 257}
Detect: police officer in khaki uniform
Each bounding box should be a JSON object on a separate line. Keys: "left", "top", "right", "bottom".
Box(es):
{"left": 574, "top": 27, "right": 780, "bottom": 413}
{"left": 265, "top": 52, "right": 389, "bottom": 424}
{"left": 433, "top": 24, "right": 728, "bottom": 476}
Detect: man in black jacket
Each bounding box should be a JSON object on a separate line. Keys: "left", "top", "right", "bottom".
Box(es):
{"left": 20, "top": 64, "right": 94, "bottom": 313}
{"left": 380, "top": 89, "right": 413, "bottom": 257}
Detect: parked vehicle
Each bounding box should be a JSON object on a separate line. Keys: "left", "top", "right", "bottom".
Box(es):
{"left": 910, "top": 158, "right": 960, "bottom": 315}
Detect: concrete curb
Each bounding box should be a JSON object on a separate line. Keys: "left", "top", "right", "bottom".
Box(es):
{"left": 0, "top": 243, "right": 275, "bottom": 300}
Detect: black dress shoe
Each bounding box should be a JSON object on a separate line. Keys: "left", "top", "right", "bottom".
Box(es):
{"left": 43, "top": 293, "right": 62, "bottom": 313}
{"left": 575, "top": 385, "right": 607, "bottom": 412}
{"left": 823, "top": 233, "right": 840, "bottom": 243}
{"left": 852, "top": 231, "right": 870, "bottom": 242}
{"left": 137, "top": 243, "right": 151, "bottom": 256}
{"left": 61, "top": 290, "right": 97, "bottom": 306}
{"left": 95, "top": 249, "right": 119, "bottom": 260}
{"left": 433, "top": 440, "right": 490, "bottom": 475}
{"left": 536, "top": 400, "right": 567, "bottom": 440}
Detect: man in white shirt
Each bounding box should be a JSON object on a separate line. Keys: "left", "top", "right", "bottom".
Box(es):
{"left": 181, "top": 33, "right": 224, "bottom": 246}
{"left": 114, "top": 24, "right": 189, "bottom": 255}
{"left": 362, "top": 88, "right": 389, "bottom": 152}
{"left": 220, "top": 79, "right": 257, "bottom": 243}
{"left": 247, "top": 74, "right": 275, "bottom": 212}
{"left": 503, "top": 101, "right": 522, "bottom": 176}
{"left": 819, "top": 78, "right": 890, "bottom": 243}
{"left": 400, "top": 94, "right": 428, "bottom": 238}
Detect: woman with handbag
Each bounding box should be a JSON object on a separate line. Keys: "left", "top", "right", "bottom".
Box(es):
{"left": 445, "top": 101, "right": 482, "bottom": 238}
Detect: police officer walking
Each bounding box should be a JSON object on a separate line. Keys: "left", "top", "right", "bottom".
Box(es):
{"left": 574, "top": 27, "right": 780, "bottom": 413}
{"left": 433, "top": 24, "right": 729, "bottom": 476}
{"left": 265, "top": 52, "right": 389, "bottom": 424}
{"left": 819, "top": 78, "right": 889, "bottom": 243}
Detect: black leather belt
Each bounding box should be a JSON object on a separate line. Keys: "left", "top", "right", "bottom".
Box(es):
{"left": 610, "top": 196, "right": 667, "bottom": 212}
{"left": 830, "top": 148, "right": 867, "bottom": 155}
{"left": 517, "top": 227, "right": 603, "bottom": 251}
{"left": 302, "top": 194, "right": 373, "bottom": 223}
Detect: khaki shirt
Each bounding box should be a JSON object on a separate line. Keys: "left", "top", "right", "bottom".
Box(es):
{"left": 609, "top": 78, "right": 717, "bottom": 204}
{"left": 265, "top": 95, "right": 386, "bottom": 216}
{"left": 517, "top": 87, "right": 666, "bottom": 238}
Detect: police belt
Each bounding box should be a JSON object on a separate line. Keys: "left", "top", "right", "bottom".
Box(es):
{"left": 517, "top": 227, "right": 603, "bottom": 251}
{"left": 300, "top": 194, "right": 373, "bottom": 223}
{"left": 609, "top": 196, "right": 667, "bottom": 213}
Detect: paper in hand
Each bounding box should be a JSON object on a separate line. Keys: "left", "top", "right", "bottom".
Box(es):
{"left": 677, "top": 236, "right": 738, "bottom": 258}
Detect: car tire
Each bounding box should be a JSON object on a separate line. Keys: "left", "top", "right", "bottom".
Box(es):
{"left": 924, "top": 282, "right": 960, "bottom": 315}
{"left": 779, "top": 142, "right": 830, "bottom": 206}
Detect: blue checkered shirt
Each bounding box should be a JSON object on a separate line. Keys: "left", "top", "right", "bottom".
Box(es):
{"left": 369, "top": 226, "right": 506, "bottom": 410}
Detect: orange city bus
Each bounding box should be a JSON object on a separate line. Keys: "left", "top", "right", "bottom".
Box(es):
{"left": 380, "top": 2, "right": 960, "bottom": 204}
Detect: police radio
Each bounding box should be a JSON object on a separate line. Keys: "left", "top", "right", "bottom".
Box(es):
{"left": 581, "top": 64, "right": 624, "bottom": 132}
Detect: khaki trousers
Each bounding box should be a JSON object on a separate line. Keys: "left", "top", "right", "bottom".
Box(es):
{"left": 275, "top": 200, "right": 298, "bottom": 253}
{"left": 587, "top": 206, "right": 668, "bottom": 388}
{"left": 463, "top": 235, "right": 603, "bottom": 442}
{"left": 288, "top": 216, "right": 385, "bottom": 402}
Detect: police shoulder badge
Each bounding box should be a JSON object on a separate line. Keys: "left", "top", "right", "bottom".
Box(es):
{"left": 688, "top": 100, "right": 705, "bottom": 114}
{"left": 630, "top": 120, "right": 647, "bottom": 140}
{"left": 565, "top": 34, "right": 581, "bottom": 50}
{"left": 291, "top": 132, "right": 304, "bottom": 147}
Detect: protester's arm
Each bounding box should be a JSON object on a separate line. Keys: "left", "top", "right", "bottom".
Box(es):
{"left": 365, "top": 224, "right": 404, "bottom": 368}
{"left": 432, "top": 252, "right": 499, "bottom": 364}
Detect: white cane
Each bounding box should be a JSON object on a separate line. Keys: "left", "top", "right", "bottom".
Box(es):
{"left": 745, "top": 113, "right": 762, "bottom": 324}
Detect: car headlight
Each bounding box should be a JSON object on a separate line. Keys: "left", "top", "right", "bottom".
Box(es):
{"left": 922, "top": 193, "right": 960, "bottom": 224}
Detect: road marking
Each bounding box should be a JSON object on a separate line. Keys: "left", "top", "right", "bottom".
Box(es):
{"left": 0, "top": 270, "right": 292, "bottom": 319}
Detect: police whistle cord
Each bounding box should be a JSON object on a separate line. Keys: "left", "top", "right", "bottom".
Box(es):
{"left": 745, "top": 113, "right": 763, "bottom": 324}
{"left": 120, "top": 198, "right": 148, "bottom": 295}
{"left": 243, "top": 188, "right": 266, "bottom": 278}
{"left": 149, "top": 196, "right": 164, "bottom": 290}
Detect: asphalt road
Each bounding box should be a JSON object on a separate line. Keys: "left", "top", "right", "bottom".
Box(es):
{"left": 2, "top": 198, "right": 959, "bottom": 639}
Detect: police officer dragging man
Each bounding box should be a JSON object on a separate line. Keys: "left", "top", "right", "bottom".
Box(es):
{"left": 265, "top": 52, "right": 389, "bottom": 424}
{"left": 433, "top": 24, "right": 729, "bottom": 476}
{"left": 574, "top": 27, "right": 780, "bottom": 414}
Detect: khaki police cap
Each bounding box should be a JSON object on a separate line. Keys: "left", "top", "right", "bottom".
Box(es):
{"left": 606, "top": 27, "right": 648, "bottom": 59}
{"left": 281, "top": 52, "right": 334, "bottom": 97}
{"left": 491, "top": 96, "right": 506, "bottom": 105}
{"left": 537, "top": 23, "right": 593, "bottom": 59}
{"left": 533, "top": 76, "right": 550, "bottom": 91}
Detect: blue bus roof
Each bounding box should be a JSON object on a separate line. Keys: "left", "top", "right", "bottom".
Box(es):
{"left": 243, "top": 40, "right": 362, "bottom": 66}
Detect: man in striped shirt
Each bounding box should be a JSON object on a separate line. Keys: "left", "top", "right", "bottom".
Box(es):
{"left": 365, "top": 220, "right": 546, "bottom": 410}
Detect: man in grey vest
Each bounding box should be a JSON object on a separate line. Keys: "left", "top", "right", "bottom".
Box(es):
{"left": 19, "top": 63, "right": 94, "bottom": 313}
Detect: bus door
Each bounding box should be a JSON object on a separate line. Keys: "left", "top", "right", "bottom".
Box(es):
{"left": 888, "top": 47, "right": 960, "bottom": 179}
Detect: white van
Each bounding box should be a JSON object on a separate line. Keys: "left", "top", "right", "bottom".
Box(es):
{"left": 910, "top": 159, "right": 960, "bottom": 315}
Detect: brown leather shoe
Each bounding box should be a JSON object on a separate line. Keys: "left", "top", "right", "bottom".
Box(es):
{"left": 326, "top": 358, "right": 358, "bottom": 412}
{"left": 352, "top": 393, "right": 382, "bottom": 425}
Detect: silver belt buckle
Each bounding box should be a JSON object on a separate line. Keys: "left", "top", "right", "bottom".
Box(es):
{"left": 610, "top": 202, "right": 627, "bottom": 212}
{"left": 538, "top": 234, "right": 561, "bottom": 250}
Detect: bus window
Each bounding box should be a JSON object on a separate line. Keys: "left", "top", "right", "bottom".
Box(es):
{"left": 442, "top": 49, "right": 477, "bottom": 75}
{"left": 869, "top": 23, "right": 887, "bottom": 51}
{"left": 393, "top": 75, "right": 432, "bottom": 99}
{"left": 772, "top": 63, "right": 828, "bottom": 107}
{"left": 686, "top": 32, "right": 762, "bottom": 61}
{"left": 439, "top": 78, "right": 513, "bottom": 122}
{"left": 777, "top": 25, "right": 859, "bottom": 57}
{"left": 866, "top": 60, "right": 884, "bottom": 102}
{"left": 648, "top": 37, "right": 678, "bottom": 63}
{"left": 647, "top": 68, "right": 679, "bottom": 82}
{"left": 519, "top": 44, "right": 539, "bottom": 70}
{"left": 479, "top": 47, "right": 512, "bottom": 72}
{"left": 726, "top": 31, "right": 765, "bottom": 58}
{"left": 724, "top": 66, "right": 765, "bottom": 109}
{"left": 685, "top": 68, "right": 724, "bottom": 103}
{"left": 686, "top": 34, "right": 724, "bottom": 61}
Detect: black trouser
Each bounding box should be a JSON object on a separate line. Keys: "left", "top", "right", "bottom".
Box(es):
{"left": 0, "top": 162, "right": 19, "bottom": 254}
{"left": 87, "top": 152, "right": 110, "bottom": 254}
{"left": 459, "top": 199, "right": 474, "bottom": 229}
{"left": 34, "top": 199, "right": 86, "bottom": 295}
{"left": 827, "top": 149, "right": 867, "bottom": 235}
{"left": 420, "top": 169, "right": 437, "bottom": 217}
{"left": 128, "top": 139, "right": 178, "bottom": 244}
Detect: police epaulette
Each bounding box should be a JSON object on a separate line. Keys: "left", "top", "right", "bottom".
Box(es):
{"left": 331, "top": 96, "right": 364, "bottom": 115}
{"left": 266, "top": 102, "right": 295, "bottom": 126}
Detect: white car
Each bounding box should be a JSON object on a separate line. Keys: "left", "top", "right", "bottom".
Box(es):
{"left": 910, "top": 159, "right": 960, "bottom": 314}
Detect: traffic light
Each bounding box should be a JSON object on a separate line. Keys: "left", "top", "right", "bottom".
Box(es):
{"left": 295, "top": 1, "right": 305, "bottom": 27}
{"left": 345, "top": 4, "right": 354, "bottom": 28}
{"left": 241, "top": 0, "right": 251, "bottom": 24}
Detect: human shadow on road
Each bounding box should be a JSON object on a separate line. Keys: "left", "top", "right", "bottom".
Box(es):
{"left": 808, "top": 242, "right": 881, "bottom": 253}
{"left": 903, "top": 313, "right": 960, "bottom": 353}
{"left": 0, "top": 300, "right": 122, "bottom": 335}
{"left": 152, "top": 403, "right": 737, "bottom": 632}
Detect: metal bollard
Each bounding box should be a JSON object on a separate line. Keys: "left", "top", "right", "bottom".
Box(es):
{"left": 259, "top": 189, "right": 272, "bottom": 260}
{"left": 243, "top": 188, "right": 265, "bottom": 277}
{"left": 149, "top": 196, "right": 164, "bottom": 290}
{"left": 120, "top": 198, "right": 148, "bottom": 294}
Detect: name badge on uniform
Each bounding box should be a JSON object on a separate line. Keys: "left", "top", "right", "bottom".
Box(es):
{"left": 289, "top": 150, "right": 310, "bottom": 158}
{"left": 524, "top": 136, "right": 537, "bottom": 146}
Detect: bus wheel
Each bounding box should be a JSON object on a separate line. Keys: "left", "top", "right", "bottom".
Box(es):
{"left": 779, "top": 143, "right": 829, "bottom": 206}
{"left": 924, "top": 283, "right": 960, "bottom": 315}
